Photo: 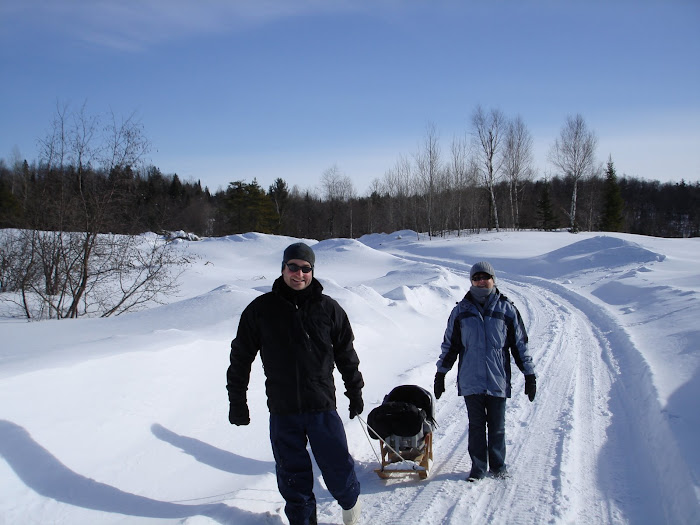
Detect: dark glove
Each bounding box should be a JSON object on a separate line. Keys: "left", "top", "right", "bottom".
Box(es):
{"left": 524, "top": 374, "right": 536, "bottom": 402}
{"left": 345, "top": 391, "right": 363, "bottom": 419}
{"left": 228, "top": 401, "right": 250, "bottom": 425}
{"left": 434, "top": 372, "right": 446, "bottom": 400}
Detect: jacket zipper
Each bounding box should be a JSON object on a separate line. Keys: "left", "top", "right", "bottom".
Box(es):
{"left": 294, "top": 303, "right": 304, "bottom": 412}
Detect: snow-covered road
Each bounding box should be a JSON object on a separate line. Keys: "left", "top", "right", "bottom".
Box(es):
{"left": 2, "top": 231, "right": 698, "bottom": 525}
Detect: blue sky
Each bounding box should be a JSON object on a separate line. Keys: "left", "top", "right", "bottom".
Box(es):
{"left": 1, "top": 1, "right": 699, "bottom": 194}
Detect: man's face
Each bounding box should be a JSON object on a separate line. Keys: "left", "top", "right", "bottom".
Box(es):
{"left": 282, "top": 259, "right": 313, "bottom": 291}
{"left": 471, "top": 272, "right": 494, "bottom": 290}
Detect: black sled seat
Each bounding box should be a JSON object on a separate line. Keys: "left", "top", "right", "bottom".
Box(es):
{"left": 367, "top": 385, "right": 436, "bottom": 479}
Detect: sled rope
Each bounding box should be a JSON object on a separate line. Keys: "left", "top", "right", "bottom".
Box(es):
{"left": 356, "top": 414, "right": 383, "bottom": 465}
{"left": 168, "top": 490, "right": 238, "bottom": 503}
{"left": 356, "top": 414, "right": 408, "bottom": 467}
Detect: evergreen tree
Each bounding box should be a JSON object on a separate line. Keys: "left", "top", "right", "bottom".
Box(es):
{"left": 536, "top": 179, "right": 557, "bottom": 231}
{"left": 599, "top": 157, "right": 624, "bottom": 232}
{"left": 222, "top": 179, "right": 277, "bottom": 234}
{"left": 0, "top": 177, "right": 21, "bottom": 227}
{"left": 268, "top": 178, "right": 289, "bottom": 232}
{"left": 168, "top": 173, "right": 183, "bottom": 201}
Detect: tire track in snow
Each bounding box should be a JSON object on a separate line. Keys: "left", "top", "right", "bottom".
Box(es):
{"left": 487, "top": 282, "right": 620, "bottom": 525}
{"left": 508, "top": 276, "right": 698, "bottom": 525}
{"left": 354, "top": 278, "right": 618, "bottom": 525}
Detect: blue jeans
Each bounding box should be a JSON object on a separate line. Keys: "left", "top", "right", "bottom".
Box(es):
{"left": 270, "top": 410, "right": 360, "bottom": 525}
{"left": 464, "top": 394, "right": 506, "bottom": 476}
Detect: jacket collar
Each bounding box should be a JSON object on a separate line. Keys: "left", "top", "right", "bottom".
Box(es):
{"left": 464, "top": 287, "right": 500, "bottom": 313}
{"left": 273, "top": 276, "right": 323, "bottom": 305}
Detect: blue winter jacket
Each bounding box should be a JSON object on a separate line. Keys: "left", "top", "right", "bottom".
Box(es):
{"left": 436, "top": 288, "right": 535, "bottom": 398}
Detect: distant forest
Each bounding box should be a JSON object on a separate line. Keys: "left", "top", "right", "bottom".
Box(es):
{"left": 1, "top": 157, "right": 698, "bottom": 240}
{"left": 1, "top": 105, "right": 698, "bottom": 240}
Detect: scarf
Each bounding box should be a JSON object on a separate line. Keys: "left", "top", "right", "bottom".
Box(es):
{"left": 469, "top": 285, "right": 495, "bottom": 310}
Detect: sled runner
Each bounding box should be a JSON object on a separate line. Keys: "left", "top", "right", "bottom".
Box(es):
{"left": 366, "top": 385, "right": 436, "bottom": 479}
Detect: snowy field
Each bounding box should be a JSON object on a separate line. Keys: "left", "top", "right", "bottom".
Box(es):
{"left": 1, "top": 229, "right": 699, "bottom": 525}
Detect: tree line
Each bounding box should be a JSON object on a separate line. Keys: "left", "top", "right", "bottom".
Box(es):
{"left": 2, "top": 108, "right": 698, "bottom": 241}
{"left": 4, "top": 151, "right": 699, "bottom": 240}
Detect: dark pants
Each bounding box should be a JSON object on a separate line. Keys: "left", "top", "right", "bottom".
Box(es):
{"left": 464, "top": 394, "right": 506, "bottom": 476}
{"left": 270, "top": 410, "right": 360, "bottom": 525}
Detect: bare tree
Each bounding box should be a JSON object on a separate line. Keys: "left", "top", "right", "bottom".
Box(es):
{"left": 448, "top": 133, "right": 477, "bottom": 235}
{"left": 382, "top": 154, "right": 415, "bottom": 232}
{"left": 103, "top": 110, "right": 150, "bottom": 172}
{"left": 472, "top": 106, "right": 507, "bottom": 231}
{"left": 503, "top": 115, "right": 535, "bottom": 230}
{"left": 97, "top": 235, "right": 189, "bottom": 317}
{"left": 320, "top": 164, "right": 355, "bottom": 237}
{"left": 320, "top": 164, "right": 354, "bottom": 202}
{"left": 364, "top": 178, "right": 383, "bottom": 233}
{"left": 63, "top": 103, "right": 142, "bottom": 317}
{"left": 0, "top": 101, "right": 189, "bottom": 320}
{"left": 377, "top": 157, "right": 400, "bottom": 232}
{"left": 0, "top": 229, "right": 190, "bottom": 319}
{"left": 582, "top": 163, "right": 604, "bottom": 232}
{"left": 548, "top": 114, "right": 598, "bottom": 232}
{"left": 0, "top": 229, "right": 36, "bottom": 318}
{"left": 414, "top": 123, "right": 441, "bottom": 238}
{"left": 38, "top": 100, "right": 69, "bottom": 172}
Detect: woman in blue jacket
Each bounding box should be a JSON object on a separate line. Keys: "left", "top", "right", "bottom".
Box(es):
{"left": 434, "top": 261, "right": 537, "bottom": 481}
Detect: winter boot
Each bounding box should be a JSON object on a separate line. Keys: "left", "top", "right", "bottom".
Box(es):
{"left": 466, "top": 470, "right": 485, "bottom": 482}
{"left": 342, "top": 498, "right": 361, "bottom": 525}
{"left": 491, "top": 466, "right": 509, "bottom": 479}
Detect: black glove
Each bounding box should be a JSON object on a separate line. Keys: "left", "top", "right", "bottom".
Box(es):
{"left": 345, "top": 391, "right": 363, "bottom": 419}
{"left": 228, "top": 401, "right": 250, "bottom": 426}
{"left": 524, "top": 374, "right": 536, "bottom": 402}
{"left": 434, "top": 372, "right": 446, "bottom": 400}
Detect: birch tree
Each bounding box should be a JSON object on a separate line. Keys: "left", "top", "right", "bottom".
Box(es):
{"left": 503, "top": 115, "right": 534, "bottom": 230}
{"left": 548, "top": 114, "right": 597, "bottom": 232}
{"left": 472, "top": 106, "right": 506, "bottom": 231}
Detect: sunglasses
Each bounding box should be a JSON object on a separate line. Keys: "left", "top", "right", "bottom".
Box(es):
{"left": 285, "top": 262, "right": 313, "bottom": 274}
{"left": 471, "top": 273, "right": 493, "bottom": 282}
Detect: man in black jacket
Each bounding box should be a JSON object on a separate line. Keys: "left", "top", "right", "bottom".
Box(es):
{"left": 227, "top": 242, "right": 363, "bottom": 525}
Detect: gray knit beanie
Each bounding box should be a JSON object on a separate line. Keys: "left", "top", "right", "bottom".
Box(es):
{"left": 470, "top": 261, "right": 496, "bottom": 282}
{"left": 282, "top": 242, "right": 315, "bottom": 270}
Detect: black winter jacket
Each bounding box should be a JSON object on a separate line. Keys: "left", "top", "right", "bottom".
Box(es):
{"left": 227, "top": 276, "right": 364, "bottom": 415}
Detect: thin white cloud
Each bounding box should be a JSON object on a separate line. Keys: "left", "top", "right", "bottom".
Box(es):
{"left": 2, "top": 0, "right": 371, "bottom": 51}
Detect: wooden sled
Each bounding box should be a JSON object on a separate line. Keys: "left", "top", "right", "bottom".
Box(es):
{"left": 374, "top": 431, "right": 433, "bottom": 480}
{"left": 367, "top": 385, "right": 436, "bottom": 481}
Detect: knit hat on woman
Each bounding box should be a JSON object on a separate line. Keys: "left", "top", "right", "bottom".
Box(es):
{"left": 470, "top": 261, "right": 496, "bottom": 282}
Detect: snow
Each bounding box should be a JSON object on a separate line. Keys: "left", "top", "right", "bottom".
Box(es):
{"left": 1, "top": 230, "right": 699, "bottom": 525}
